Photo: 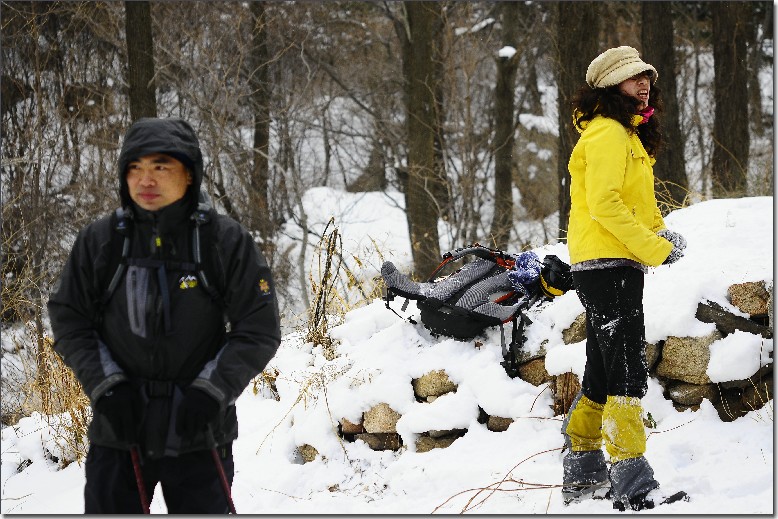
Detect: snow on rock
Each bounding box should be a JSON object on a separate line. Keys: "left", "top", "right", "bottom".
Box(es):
{"left": 707, "top": 330, "right": 773, "bottom": 383}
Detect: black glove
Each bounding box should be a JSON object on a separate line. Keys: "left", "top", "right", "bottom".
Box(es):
{"left": 94, "top": 382, "right": 141, "bottom": 442}
{"left": 658, "top": 229, "right": 687, "bottom": 265}
{"left": 175, "top": 387, "right": 220, "bottom": 438}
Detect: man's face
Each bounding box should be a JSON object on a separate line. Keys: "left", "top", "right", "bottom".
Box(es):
{"left": 126, "top": 153, "right": 192, "bottom": 211}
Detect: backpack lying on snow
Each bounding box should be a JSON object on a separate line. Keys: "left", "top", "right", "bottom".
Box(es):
{"left": 381, "top": 244, "right": 573, "bottom": 377}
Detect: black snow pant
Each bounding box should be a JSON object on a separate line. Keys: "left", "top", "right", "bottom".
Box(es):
{"left": 572, "top": 266, "right": 648, "bottom": 405}
{"left": 84, "top": 443, "right": 234, "bottom": 514}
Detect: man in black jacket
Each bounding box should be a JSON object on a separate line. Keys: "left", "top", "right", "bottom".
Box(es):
{"left": 48, "top": 118, "right": 282, "bottom": 513}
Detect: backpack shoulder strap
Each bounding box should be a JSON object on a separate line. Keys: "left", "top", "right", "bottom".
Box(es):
{"left": 100, "top": 206, "right": 133, "bottom": 309}
{"left": 97, "top": 199, "right": 228, "bottom": 324}
{"left": 430, "top": 243, "right": 515, "bottom": 281}
{"left": 190, "top": 192, "right": 227, "bottom": 312}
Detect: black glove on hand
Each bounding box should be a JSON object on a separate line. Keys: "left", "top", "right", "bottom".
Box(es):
{"left": 175, "top": 387, "right": 220, "bottom": 439}
{"left": 94, "top": 382, "right": 141, "bottom": 442}
{"left": 658, "top": 228, "right": 687, "bottom": 265}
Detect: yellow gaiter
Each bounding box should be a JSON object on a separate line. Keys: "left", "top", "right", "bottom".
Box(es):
{"left": 565, "top": 394, "right": 604, "bottom": 451}
{"left": 602, "top": 395, "right": 647, "bottom": 463}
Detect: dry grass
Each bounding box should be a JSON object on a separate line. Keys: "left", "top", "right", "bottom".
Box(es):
{"left": 252, "top": 367, "right": 281, "bottom": 401}
{"left": 654, "top": 179, "right": 693, "bottom": 216}
{"left": 253, "top": 218, "right": 389, "bottom": 459}
{"left": 4, "top": 324, "right": 91, "bottom": 467}
{"left": 304, "top": 217, "right": 387, "bottom": 360}
{"left": 305, "top": 218, "right": 344, "bottom": 360}
{"left": 744, "top": 376, "right": 774, "bottom": 424}
{"left": 30, "top": 336, "right": 91, "bottom": 466}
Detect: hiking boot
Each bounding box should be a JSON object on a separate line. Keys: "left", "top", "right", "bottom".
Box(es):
{"left": 563, "top": 480, "right": 610, "bottom": 505}
{"left": 562, "top": 449, "right": 609, "bottom": 505}
{"left": 613, "top": 488, "right": 689, "bottom": 511}
{"left": 608, "top": 456, "right": 659, "bottom": 507}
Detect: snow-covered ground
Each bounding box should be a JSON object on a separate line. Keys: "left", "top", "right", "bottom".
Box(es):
{"left": 1, "top": 195, "right": 773, "bottom": 514}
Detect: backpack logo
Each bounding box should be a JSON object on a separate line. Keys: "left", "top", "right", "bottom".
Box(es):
{"left": 258, "top": 278, "right": 272, "bottom": 296}
{"left": 179, "top": 275, "right": 199, "bottom": 289}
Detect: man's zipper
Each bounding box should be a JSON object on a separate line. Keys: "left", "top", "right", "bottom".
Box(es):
{"left": 149, "top": 217, "right": 163, "bottom": 375}
{"left": 129, "top": 268, "right": 141, "bottom": 331}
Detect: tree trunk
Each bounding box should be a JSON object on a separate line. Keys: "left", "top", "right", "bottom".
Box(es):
{"left": 403, "top": 1, "right": 442, "bottom": 277}
{"left": 711, "top": 1, "right": 750, "bottom": 197}
{"left": 555, "top": 2, "right": 600, "bottom": 240}
{"left": 641, "top": 2, "right": 689, "bottom": 211}
{"left": 745, "top": 3, "right": 766, "bottom": 138}
{"left": 124, "top": 1, "right": 157, "bottom": 121}
{"left": 489, "top": 2, "right": 519, "bottom": 250}
{"left": 249, "top": 1, "right": 273, "bottom": 245}
{"left": 431, "top": 27, "right": 451, "bottom": 224}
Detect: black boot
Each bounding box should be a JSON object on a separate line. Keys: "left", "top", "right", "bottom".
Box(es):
{"left": 609, "top": 456, "right": 688, "bottom": 511}
{"left": 613, "top": 488, "right": 689, "bottom": 511}
{"left": 562, "top": 450, "right": 609, "bottom": 504}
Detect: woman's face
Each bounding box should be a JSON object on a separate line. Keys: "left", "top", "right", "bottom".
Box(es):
{"left": 618, "top": 72, "right": 652, "bottom": 111}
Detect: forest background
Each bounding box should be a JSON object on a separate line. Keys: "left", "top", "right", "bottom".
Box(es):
{"left": 0, "top": 2, "right": 774, "bottom": 429}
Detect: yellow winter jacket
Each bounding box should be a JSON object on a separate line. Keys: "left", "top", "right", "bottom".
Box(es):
{"left": 567, "top": 114, "right": 672, "bottom": 267}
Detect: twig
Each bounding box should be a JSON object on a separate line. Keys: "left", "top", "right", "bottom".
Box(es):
{"left": 431, "top": 446, "right": 563, "bottom": 514}
{"left": 511, "top": 415, "right": 562, "bottom": 422}
{"left": 254, "top": 393, "right": 302, "bottom": 455}
{"left": 254, "top": 487, "right": 305, "bottom": 501}
{"left": 646, "top": 418, "right": 696, "bottom": 440}
{"left": 323, "top": 384, "right": 351, "bottom": 463}
{"left": 1, "top": 493, "right": 34, "bottom": 501}
{"left": 529, "top": 383, "right": 550, "bottom": 413}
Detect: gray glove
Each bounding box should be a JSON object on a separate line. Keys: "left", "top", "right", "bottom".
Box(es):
{"left": 658, "top": 229, "right": 687, "bottom": 265}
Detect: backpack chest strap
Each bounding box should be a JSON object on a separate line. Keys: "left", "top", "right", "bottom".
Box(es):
{"left": 125, "top": 257, "right": 197, "bottom": 272}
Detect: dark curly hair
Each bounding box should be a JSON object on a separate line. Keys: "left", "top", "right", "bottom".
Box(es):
{"left": 571, "top": 83, "right": 665, "bottom": 157}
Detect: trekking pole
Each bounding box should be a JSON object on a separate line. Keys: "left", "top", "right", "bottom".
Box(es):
{"left": 130, "top": 445, "right": 151, "bottom": 514}
{"left": 207, "top": 426, "right": 237, "bottom": 514}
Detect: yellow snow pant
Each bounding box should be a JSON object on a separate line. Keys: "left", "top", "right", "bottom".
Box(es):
{"left": 566, "top": 394, "right": 647, "bottom": 463}
{"left": 565, "top": 394, "right": 604, "bottom": 452}
{"left": 602, "top": 395, "right": 647, "bottom": 463}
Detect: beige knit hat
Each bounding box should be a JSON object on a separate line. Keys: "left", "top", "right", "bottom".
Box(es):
{"left": 586, "top": 46, "right": 658, "bottom": 89}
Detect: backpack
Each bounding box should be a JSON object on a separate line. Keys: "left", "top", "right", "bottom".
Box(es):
{"left": 99, "top": 191, "right": 226, "bottom": 327}
{"left": 382, "top": 244, "right": 573, "bottom": 378}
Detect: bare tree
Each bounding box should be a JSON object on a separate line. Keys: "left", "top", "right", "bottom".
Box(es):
{"left": 248, "top": 1, "right": 274, "bottom": 244}
{"left": 745, "top": 2, "right": 772, "bottom": 138}
{"left": 426, "top": 3, "right": 498, "bottom": 249}
{"left": 711, "top": 1, "right": 749, "bottom": 197}
{"left": 489, "top": 2, "right": 519, "bottom": 249}
{"left": 124, "top": 1, "right": 157, "bottom": 120}
{"left": 642, "top": 1, "right": 688, "bottom": 210}
{"left": 402, "top": 1, "right": 443, "bottom": 276}
{"left": 555, "top": 2, "right": 600, "bottom": 240}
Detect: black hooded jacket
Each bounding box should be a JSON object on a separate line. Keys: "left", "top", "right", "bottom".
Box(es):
{"left": 48, "top": 118, "right": 281, "bottom": 457}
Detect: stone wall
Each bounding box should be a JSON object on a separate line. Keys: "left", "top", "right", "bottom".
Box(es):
{"left": 529, "top": 279, "right": 773, "bottom": 421}
{"left": 298, "top": 280, "right": 773, "bottom": 460}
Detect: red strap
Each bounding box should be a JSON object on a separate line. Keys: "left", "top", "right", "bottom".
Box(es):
{"left": 211, "top": 448, "right": 237, "bottom": 514}
{"left": 130, "top": 446, "right": 150, "bottom": 514}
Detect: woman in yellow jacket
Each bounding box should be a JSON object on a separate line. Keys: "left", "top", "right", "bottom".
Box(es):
{"left": 561, "top": 46, "right": 687, "bottom": 512}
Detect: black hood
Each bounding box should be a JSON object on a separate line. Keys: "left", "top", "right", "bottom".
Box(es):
{"left": 117, "top": 118, "right": 204, "bottom": 208}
